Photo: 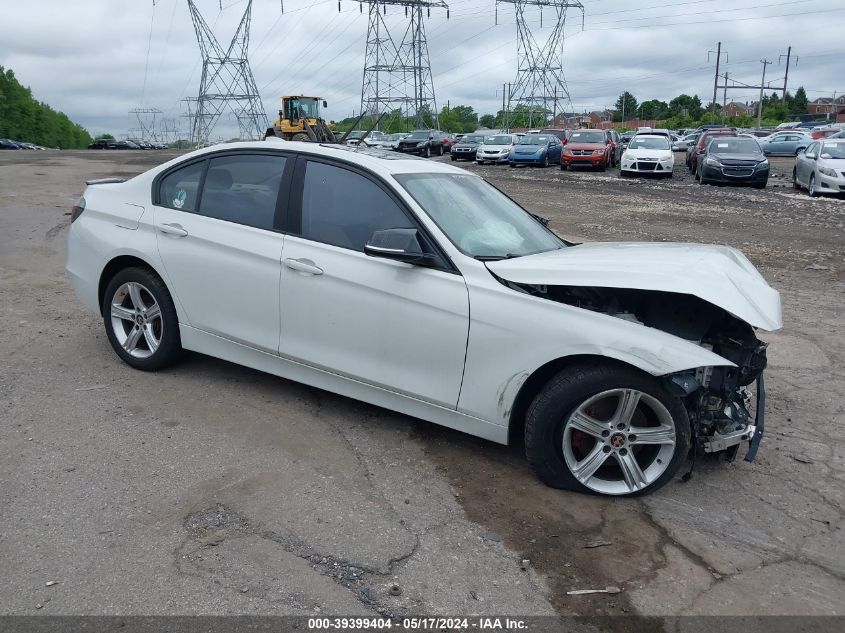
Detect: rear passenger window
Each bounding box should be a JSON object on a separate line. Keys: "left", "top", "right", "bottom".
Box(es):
{"left": 198, "top": 154, "right": 286, "bottom": 230}
{"left": 300, "top": 161, "right": 413, "bottom": 252}
{"left": 158, "top": 161, "right": 204, "bottom": 212}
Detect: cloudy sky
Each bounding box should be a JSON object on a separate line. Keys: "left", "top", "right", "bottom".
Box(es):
{"left": 2, "top": 0, "right": 842, "bottom": 139}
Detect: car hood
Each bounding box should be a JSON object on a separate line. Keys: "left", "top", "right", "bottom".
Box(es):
{"left": 479, "top": 144, "right": 512, "bottom": 151}
{"left": 819, "top": 157, "right": 845, "bottom": 167}
{"left": 710, "top": 152, "right": 765, "bottom": 162}
{"left": 512, "top": 144, "right": 546, "bottom": 153}
{"left": 624, "top": 148, "right": 672, "bottom": 158}
{"left": 566, "top": 142, "right": 605, "bottom": 150}
{"left": 455, "top": 141, "right": 481, "bottom": 148}
{"left": 486, "top": 241, "right": 782, "bottom": 331}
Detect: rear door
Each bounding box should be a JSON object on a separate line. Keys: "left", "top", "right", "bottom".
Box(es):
{"left": 153, "top": 151, "right": 291, "bottom": 353}
{"left": 277, "top": 157, "right": 470, "bottom": 407}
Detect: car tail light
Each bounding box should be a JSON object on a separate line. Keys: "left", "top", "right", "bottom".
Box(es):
{"left": 70, "top": 197, "right": 86, "bottom": 223}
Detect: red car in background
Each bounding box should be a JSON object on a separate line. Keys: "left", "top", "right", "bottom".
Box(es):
{"left": 441, "top": 134, "right": 458, "bottom": 153}
{"left": 560, "top": 129, "right": 612, "bottom": 171}
{"left": 687, "top": 128, "right": 737, "bottom": 175}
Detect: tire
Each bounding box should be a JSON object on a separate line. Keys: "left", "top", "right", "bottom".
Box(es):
{"left": 451, "top": 154, "right": 457, "bottom": 161}
{"left": 437, "top": 144, "right": 444, "bottom": 156}
{"left": 524, "top": 362, "right": 690, "bottom": 497}
{"left": 560, "top": 164, "right": 567, "bottom": 171}
{"left": 792, "top": 168, "right": 801, "bottom": 189}
{"left": 808, "top": 174, "right": 819, "bottom": 197}
{"left": 509, "top": 162, "right": 516, "bottom": 168}
{"left": 102, "top": 267, "right": 183, "bottom": 371}
{"left": 542, "top": 154, "right": 549, "bottom": 168}
{"left": 423, "top": 145, "right": 431, "bottom": 158}
{"left": 291, "top": 133, "right": 309, "bottom": 142}
{"left": 698, "top": 169, "right": 708, "bottom": 186}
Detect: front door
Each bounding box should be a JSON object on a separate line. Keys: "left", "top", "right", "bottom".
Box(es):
{"left": 278, "top": 158, "right": 470, "bottom": 408}
{"left": 154, "top": 152, "right": 289, "bottom": 353}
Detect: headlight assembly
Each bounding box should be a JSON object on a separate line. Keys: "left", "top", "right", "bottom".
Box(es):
{"left": 818, "top": 166, "right": 837, "bottom": 177}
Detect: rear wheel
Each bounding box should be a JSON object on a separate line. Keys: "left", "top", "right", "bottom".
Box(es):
{"left": 437, "top": 144, "right": 444, "bottom": 156}
{"left": 102, "top": 267, "right": 183, "bottom": 371}
{"left": 291, "top": 133, "right": 309, "bottom": 142}
{"left": 792, "top": 168, "right": 801, "bottom": 189}
{"left": 525, "top": 363, "right": 690, "bottom": 497}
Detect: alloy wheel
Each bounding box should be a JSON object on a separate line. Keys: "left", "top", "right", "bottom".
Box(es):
{"left": 110, "top": 281, "right": 162, "bottom": 359}
{"left": 562, "top": 388, "right": 676, "bottom": 495}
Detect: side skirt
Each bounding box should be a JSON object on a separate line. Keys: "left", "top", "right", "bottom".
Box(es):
{"left": 180, "top": 325, "right": 509, "bottom": 444}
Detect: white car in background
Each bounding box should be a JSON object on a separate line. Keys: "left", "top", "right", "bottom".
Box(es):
{"left": 366, "top": 132, "right": 408, "bottom": 150}
{"left": 66, "top": 141, "right": 781, "bottom": 497}
{"left": 476, "top": 134, "right": 521, "bottom": 165}
{"left": 620, "top": 134, "right": 675, "bottom": 177}
{"left": 793, "top": 138, "right": 845, "bottom": 196}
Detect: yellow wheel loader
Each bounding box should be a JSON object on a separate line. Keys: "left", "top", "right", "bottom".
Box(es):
{"left": 264, "top": 96, "right": 337, "bottom": 142}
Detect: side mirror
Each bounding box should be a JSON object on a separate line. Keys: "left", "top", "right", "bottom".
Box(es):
{"left": 805, "top": 153, "right": 816, "bottom": 159}
{"left": 323, "top": 100, "right": 328, "bottom": 108}
{"left": 364, "top": 228, "right": 436, "bottom": 266}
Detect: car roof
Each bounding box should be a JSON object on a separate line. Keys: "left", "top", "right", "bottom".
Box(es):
{"left": 160, "top": 140, "right": 467, "bottom": 178}
{"left": 630, "top": 134, "right": 669, "bottom": 140}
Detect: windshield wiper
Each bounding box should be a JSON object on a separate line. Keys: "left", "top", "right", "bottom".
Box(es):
{"left": 475, "top": 253, "right": 523, "bottom": 261}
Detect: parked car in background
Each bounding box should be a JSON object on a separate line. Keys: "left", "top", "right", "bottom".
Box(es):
{"left": 810, "top": 127, "right": 841, "bottom": 140}
{"left": 88, "top": 139, "right": 115, "bottom": 149}
{"left": 829, "top": 130, "right": 845, "bottom": 139}
{"left": 508, "top": 133, "right": 563, "bottom": 168}
{"left": 748, "top": 129, "right": 775, "bottom": 138}
{"left": 540, "top": 128, "right": 570, "bottom": 144}
{"left": 561, "top": 129, "right": 612, "bottom": 171}
{"left": 605, "top": 130, "right": 622, "bottom": 166}
{"left": 344, "top": 130, "right": 384, "bottom": 147}
{"left": 698, "top": 136, "right": 769, "bottom": 189}
{"left": 367, "top": 133, "right": 407, "bottom": 150}
{"left": 620, "top": 134, "right": 674, "bottom": 178}
{"left": 476, "top": 134, "right": 520, "bottom": 165}
{"left": 66, "top": 140, "right": 781, "bottom": 497}
{"left": 0, "top": 139, "right": 23, "bottom": 149}
{"left": 451, "top": 133, "right": 487, "bottom": 161}
{"left": 441, "top": 134, "right": 458, "bottom": 153}
{"left": 758, "top": 131, "right": 811, "bottom": 156}
{"left": 396, "top": 130, "right": 449, "bottom": 157}
{"left": 793, "top": 139, "right": 845, "bottom": 197}
{"left": 114, "top": 140, "right": 141, "bottom": 150}
{"left": 688, "top": 128, "right": 737, "bottom": 175}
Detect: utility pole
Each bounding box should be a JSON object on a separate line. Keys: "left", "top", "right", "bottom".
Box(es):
{"left": 757, "top": 58, "right": 771, "bottom": 130}
{"left": 722, "top": 72, "right": 729, "bottom": 112}
{"left": 502, "top": 83, "right": 507, "bottom": 130}
{"left": 780, "top": 46, "right": 792, "bottom": 99}
{"left": 709, "top": 42, "right": 728, "bottom": 114}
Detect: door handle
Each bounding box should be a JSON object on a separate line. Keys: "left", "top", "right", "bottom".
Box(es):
{"left": 158, "top": 223, "right": 188, "bottom": 237}
{"left": 284, "top": 258, "right": 323, "bottom": 275}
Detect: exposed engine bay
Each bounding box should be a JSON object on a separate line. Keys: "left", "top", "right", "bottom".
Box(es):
{"left": 504, "top": 282, "right": 768, "bottom": 461}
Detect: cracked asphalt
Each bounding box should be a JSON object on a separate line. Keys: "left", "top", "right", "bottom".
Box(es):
{"left": 0, "top": 149, "right": 842, "bottom": 618}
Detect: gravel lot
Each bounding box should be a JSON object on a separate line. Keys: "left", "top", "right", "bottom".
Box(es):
{"left": 1, "top": 149, "right": 843, "bottom": 619}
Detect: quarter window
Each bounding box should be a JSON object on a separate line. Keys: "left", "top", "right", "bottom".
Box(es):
{"left": 300, "top": 161, "right": 413, "bottom": 252}
{"left": 158, "top": 161, "right": 204, "bottom": 212}
{"left": 198, "top": 154, "right": 286, "bottom": 230}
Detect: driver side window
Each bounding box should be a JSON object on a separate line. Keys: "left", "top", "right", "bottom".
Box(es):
{"left": 299, "top": 161, "right": 414, "bottom": 252}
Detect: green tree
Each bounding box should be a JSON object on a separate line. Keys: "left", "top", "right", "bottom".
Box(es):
{"left": 638, "top": 99, "right": 669, "bottom": 120}
{"left": 478, "top": 114, "right": 497, "bottom": 128}
{"left": 668, "top": 94, "right": 703, "bottom": 120}
{"left": 614, "top": 91, "right": 638, "bottom": 121}
{"left": 94, "top": 133, "right": 114, "bottom": 140}
{"left": 793, "top": 87, "right": 809, "bottom": 113}
{"left": 0, "top": 66, "right": 92, "bottom": 148}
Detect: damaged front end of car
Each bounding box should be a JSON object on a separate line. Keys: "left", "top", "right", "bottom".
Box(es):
{"left": 502, "top": 282, "right": 771, "bottom": 462}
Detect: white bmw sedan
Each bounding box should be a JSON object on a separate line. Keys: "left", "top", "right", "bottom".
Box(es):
{"left": 67, "top": 141, "right": 781, "bottom": 496}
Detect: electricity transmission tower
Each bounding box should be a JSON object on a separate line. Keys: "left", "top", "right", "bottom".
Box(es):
{"left": 129, "top": 107, "right": 163, "bottom": 143}
{"left": 496, "top": 0, "right": 584, "bottom": 127}
{"left": 186, "top": 0, "right": 266, "bottom": 145}
{"left": 358, "top": 1, "right": 449, "bottom": 129}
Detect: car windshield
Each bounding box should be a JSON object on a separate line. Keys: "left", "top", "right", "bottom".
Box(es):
{"left": 347, "top": 131, "right": 364, "bottom": 139}
{"left": 628, "top": 137, "right": 670, "bottom": 150}
{"left": 569, "top": 131, "right": 605, "bottom": 144}
{"left": 517, "top": 135, "right": 551, "bottom": 145}
{"left": 461, "top": 135, "right": 486, "bottom": 143}
{"left": 709, "top": 138, "right": 760, "bottom": 153}
{"left": 486, "top": 135, "right": 513, "bottom": 145}
{"left": 820, "top": 143, "right": 845, "bottom": 159}
{"left": 408, "top": 131, "right": 431, "bottom": 139}
{"left": 395, "top": 173, "right": 564, "bottom": 259}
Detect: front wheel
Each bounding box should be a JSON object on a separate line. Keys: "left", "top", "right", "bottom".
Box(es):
{"left": 525, "top": 363, "right": 690, "bottom": 496}
{"left": 102, "top": 267, "right": 183, "bottom": 371}
{"left": 423, "top": 145, "right": 431, "bottom": 158}
{"left": 808, "top": 174, "right": 819, "bottom": 197}
{"left": 438, "top": 144, "right": 444, "bottom": 156}
{"left": 542, "top": 154, "right": 549, "bottom": 168}
{"left": 792, "top": 168, "right": 801, "bottom": 189}
{"left": 451, "top": 154, "right": 457, "bottom": 161}
{"left": 560, "top": 164, "right": 567, "bottom": 171}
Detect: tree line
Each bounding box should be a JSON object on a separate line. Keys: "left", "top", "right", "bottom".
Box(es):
{"left": 333, "top": 85, "right": 815, "bottom": 134}
{"left": 0, "top": 66, "right": 92, "bottom": 148}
